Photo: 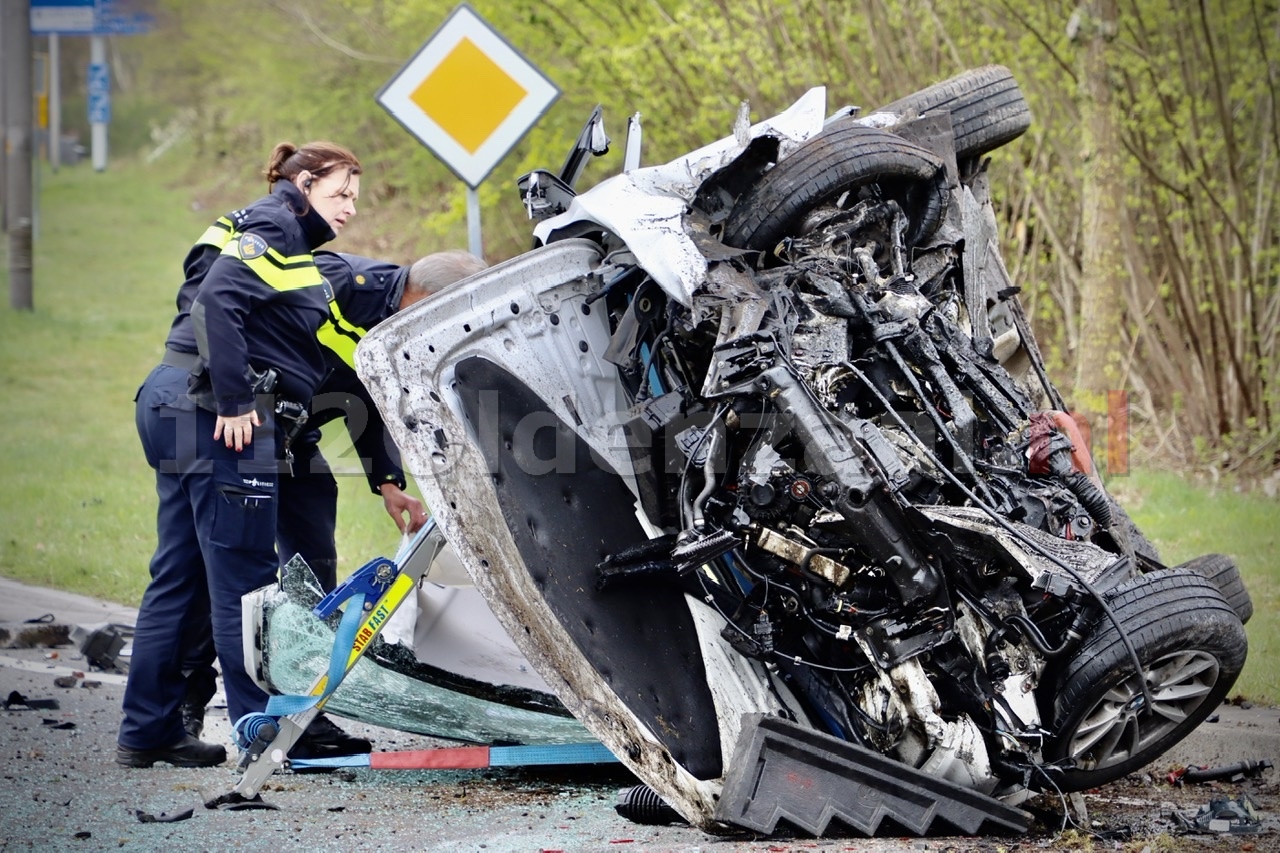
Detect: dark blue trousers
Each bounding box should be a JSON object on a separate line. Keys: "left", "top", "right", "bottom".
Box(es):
{"left": 119, "top": 364, "right": 281, "bottom": 749}
{"left": 277, "top": 436, "right": 340, "bottom": 592}
{"left": 177, "top": 435, "right": 342, "bottom": 716}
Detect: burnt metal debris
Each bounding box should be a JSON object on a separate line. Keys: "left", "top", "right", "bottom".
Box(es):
{"left": 3, "top": 690, "right": 59, "bottom": 711}
{"left": 1171, "top": 759, "right": 1275, "bottom": 786}
{"left": 1172, "top": 794, "right": 1264, "bottom": 834}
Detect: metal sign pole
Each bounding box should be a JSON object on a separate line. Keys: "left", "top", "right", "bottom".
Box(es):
{"left": 89, "top": 34, "right": 107, "bottom": 171}
{"left": 466, "top": 185, "right": 482, "bottom": 259}
{"left": 4, "top": 0, "right": 34, "bottom": 310}
{"left": 49, "top": 32, "right": 60, "bottom": 171}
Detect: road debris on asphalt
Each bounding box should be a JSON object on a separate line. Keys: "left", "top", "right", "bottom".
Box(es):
{"left": 1172, "top": 793, "right": 1264, "bottom": 834}
{"left": 2, "top": 689, "right": 59, "bottom": 710}
{"left": 135, "top": 808, "right": 194, "bottom": 823}
{"left": 70, "top": 623, "right": 131, "bottom": 670}
{"left": 1169, "top": 759, "right": 1275, "bottom": 786}
{"left": 614, "top": 784, "right": 686, "bottom": 826}
{"left": 0, "top": 615, "right": 69, "bottom": 649}
{"left": 204, "top": 791, "right": 279, "bottom": 811}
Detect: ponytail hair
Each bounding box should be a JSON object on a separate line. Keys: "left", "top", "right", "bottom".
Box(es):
{"left": 265, "top": 140, "right": 361, "bottom": 192}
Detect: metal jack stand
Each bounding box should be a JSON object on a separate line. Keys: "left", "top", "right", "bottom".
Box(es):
{"left": 207, "top": 520, "right": 446, "bottom": 809}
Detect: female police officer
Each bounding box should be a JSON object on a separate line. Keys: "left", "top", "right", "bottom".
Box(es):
{"left": 118, "top": 141, "right": 362, "bottom": 767}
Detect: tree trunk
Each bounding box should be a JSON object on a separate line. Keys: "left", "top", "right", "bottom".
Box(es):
{"left": 1073, "top": 0, "right": 1127, "bottom": 437}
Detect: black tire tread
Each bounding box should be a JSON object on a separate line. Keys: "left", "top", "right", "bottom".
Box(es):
{"left": 1175, "top": 553, "right": 1253, "bottom": 625}
{"left": 1055, "top": 571, "right": 1244, "bottom": 717}
{"left": 873, "top": 65, "right": 1032, "bottom": 161}
{"left": 723, "top": 125, "right": 945, "bottom": 251}
{"left": 1048, "top": 569, "right": 1246, "bottom": 791}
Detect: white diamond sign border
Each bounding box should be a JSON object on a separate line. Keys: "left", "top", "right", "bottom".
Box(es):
{"left": 377, "top": 3, "right": 560, "bottom": 188}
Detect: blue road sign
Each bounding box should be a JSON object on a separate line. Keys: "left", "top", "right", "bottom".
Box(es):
{"left": 88, "top": 62, "right": 110, "bottom": 124}
{"left": 93, "top": 13, "right": 154, "bottom": 34}
{"left": 88, "top": 94, "right": 110, "bottom": 125}
{"left": 94, "top": 0, "right": 154, "bottom": 35}
{"left": 30, "top": 0, "right": 154, "bottom": 35}
{"left": 30, "top": 0, "right": 95, "bottom": 34}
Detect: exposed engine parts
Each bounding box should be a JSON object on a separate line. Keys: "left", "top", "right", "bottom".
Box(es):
{"left": 584, "top": 98, "right": 1247, "bottom": 805}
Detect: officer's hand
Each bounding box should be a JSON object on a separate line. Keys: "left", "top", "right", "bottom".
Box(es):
{"left": 214, "top": 412, "right": 261, "bottom": 451}
{"left": 379, "top": 483, "right": 428, "bottom": 534}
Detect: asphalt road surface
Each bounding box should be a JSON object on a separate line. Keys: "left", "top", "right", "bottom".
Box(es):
{"left": 1, "top": 577, "right": 1276, "bottom": 852}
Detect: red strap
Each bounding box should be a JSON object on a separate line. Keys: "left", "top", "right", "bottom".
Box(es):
{"left": 369, "top": 746, "right": 491, "bottom": 769}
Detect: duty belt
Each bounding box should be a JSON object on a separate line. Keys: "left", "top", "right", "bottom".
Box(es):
{"left": 248, "top": 369, "right": 309, "bottom": 473}
{"left": 161, "top": 348, "right": 200, "bottom": 371}
{"left": 171, "top": 351, "right": 308, "bottom": 471}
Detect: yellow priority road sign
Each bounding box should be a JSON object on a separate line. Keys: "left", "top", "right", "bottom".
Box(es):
{"left": 377, "top": 4, "right": 559, "bottom": 189}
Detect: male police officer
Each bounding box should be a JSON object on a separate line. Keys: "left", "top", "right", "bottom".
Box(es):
{"left": 287, "top": 249, "right": 489, "bottom": 588}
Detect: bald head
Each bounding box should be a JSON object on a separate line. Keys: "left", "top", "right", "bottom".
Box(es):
{"left": 399, "top": 250, "right": 488, "bottom": 311}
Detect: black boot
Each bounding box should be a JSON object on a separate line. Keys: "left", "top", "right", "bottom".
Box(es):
{"left": 180, "top": 661, "right": 218, "bottom": 740}
{"left": 289, "top": 714, "right": 372, "bottom": 759}
{"left": 180, "top": 699, "right": 206, "bottom": 739}
{"left": 116, "top": 734, "right": 227, "bottom": 768}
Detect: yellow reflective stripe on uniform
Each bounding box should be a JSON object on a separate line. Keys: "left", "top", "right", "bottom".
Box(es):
{"left": 194, "top": 216, "right": 235, "bottom": 249}
{"left": 317, "top": 298, "right": 367, "bottom": 368}
{"left": 220, "top": 241, "right": 323, "bottom": 292}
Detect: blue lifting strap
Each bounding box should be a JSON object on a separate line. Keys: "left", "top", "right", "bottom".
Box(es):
{"left": 264, "top": 590, "right": 367, "bottom": 717}
{"left": 259, "top": 534, "right": 427, "bottom": 720}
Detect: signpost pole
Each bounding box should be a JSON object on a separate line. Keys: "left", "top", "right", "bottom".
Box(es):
{"left": 5, "top": 0, "right": 34, "bottom": 310}
{"left": 89, "top": 34, "right": 107, "bottom": 171}
{"left": 466, "top": 186, "right": 483, "bottom": 259}
{"left": 1, "top": 0, "right": 8, "bottom": 235}
{"left": 49, "top": 32, "right": 60, "bottom": 171}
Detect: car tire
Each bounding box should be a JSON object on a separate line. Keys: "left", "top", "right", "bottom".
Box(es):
{"left": 870, "top": 65, "right": 1032, "bottom": 162}
{"left": 1173, "top": 553, "right": 1253, "bottom": 625}
{"left": 722, "top": 124, "right": 948, "bottom": 254}
{"left": 1044, "top": 569, "right": 1247, "bottom": 793}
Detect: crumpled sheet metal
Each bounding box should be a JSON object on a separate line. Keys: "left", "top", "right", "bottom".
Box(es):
{"left": 354, "top": 238, "right": 733, "bottom": 828}
{"left": 533, "top": 87, "right": 829, "bottom": 307}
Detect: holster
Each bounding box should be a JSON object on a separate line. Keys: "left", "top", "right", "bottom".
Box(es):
{"left": 187, "top": 361, "right": 279, "bottom": 416}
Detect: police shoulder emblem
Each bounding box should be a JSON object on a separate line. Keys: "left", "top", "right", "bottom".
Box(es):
{"left": 238, "top": 233, "right": 268, "bottom": 260}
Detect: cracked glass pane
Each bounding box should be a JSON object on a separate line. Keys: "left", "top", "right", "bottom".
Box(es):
{"left": 252, "top": 557, "right": 593, "bottom": 746}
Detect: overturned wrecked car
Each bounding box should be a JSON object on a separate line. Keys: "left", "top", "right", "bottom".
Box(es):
{"left": 271, "top": 67, "right": 1251, "bottom": 837}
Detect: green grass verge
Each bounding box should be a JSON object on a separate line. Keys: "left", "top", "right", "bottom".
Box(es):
{"left": 1113, "top": 469, "right": 1278, "bottom": 704}
{"left": 0, "top": 155, "right": 1275, "bottom": 705}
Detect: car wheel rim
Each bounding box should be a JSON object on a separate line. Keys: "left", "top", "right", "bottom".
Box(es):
{"left": 1066, "top": 650, "right": 1221, "bottom": 771}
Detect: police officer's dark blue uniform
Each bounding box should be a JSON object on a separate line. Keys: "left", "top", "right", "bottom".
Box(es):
{"left": 277, "top": 251, "right": 489, "bottom": 595}
{"left": 162, "top": 252, "right": 417, "bottom": 753}
{"left": 277, "top": 253, "right": 415, "bottom": 593}
{"left": 126, "top": 208, "right": 252, "bottom": 743}
{"left": 118, "top": 142, "right": 361, "bottom": 768}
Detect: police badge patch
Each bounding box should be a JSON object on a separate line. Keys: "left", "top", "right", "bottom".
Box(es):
{"left": 238, "top": 233, "right": 268, "bottom": 259}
